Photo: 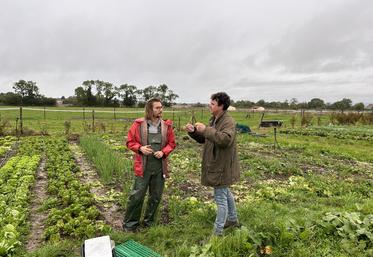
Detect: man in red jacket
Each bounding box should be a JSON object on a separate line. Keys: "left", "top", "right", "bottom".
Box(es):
{"left": 123, "top": 98, "right": 176, "bottom": 232}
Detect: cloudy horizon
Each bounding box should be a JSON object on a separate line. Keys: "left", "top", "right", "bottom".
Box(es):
{"left": 1, "top": 0, "right": 372, "bottom": 104}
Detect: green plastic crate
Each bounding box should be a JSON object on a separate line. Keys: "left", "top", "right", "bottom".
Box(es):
{"left": 114, "top": 240, "right": 163, "bottom": 257}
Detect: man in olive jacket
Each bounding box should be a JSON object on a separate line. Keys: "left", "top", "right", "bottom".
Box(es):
{"left": 185, "top": 92, "right": 240, "bottom": 236}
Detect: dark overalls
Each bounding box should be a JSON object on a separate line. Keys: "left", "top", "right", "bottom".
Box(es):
{"left": 123, "top": 124, "right": 164, "bottom": 230}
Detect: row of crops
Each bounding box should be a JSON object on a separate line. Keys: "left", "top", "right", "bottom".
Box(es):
{"left": 42, "top": 138, "right": 110, "bottom": 242}
{"left": 280, "top": 126, "right": 373, "bottom": 140}
{"left": 0, "top": 136, "right": 16, "bottom": 158}
{"left": 0, "top": 155, "right": 40, "bottom": 254}
{"left": 0, "top": 138, "right": 42, "bottom": 255}
{"left": 0, "top": 136, "right": 113, "bottom": 256}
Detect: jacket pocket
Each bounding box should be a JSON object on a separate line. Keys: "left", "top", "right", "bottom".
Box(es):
{"left": 206, "top": 162, "right": 223, "bottom": 186}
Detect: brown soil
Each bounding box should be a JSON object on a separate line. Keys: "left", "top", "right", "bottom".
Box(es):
{"left": 69, "top": 142, "right": 123, "bottom": 231}
{"left": 26, "top": 156, "right": 48, "bottom": 251}
{"left": 160, "top": 196, "right": 171, "bottom": 225}
{"left": 167, "top": 173, "right": 213, "bottom": 202}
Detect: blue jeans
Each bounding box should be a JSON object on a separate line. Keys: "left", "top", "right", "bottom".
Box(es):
{"left": 213, "top": 187, "right": 238, "bottom": 235}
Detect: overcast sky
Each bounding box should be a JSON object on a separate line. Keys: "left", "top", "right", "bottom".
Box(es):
{"left": 0, "top": 0, "right": 372, "bottom": 104}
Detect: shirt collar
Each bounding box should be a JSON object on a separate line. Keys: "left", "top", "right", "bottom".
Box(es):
{"left": 147, "top": 118, "right": 161, "bottom": 126}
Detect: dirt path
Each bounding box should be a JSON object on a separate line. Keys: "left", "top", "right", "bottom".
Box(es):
{"left": 26, "top": 156, "right": 48, "bottom": 251}
{"left": 69, "top": 142, "right": 123, "bottom": 230}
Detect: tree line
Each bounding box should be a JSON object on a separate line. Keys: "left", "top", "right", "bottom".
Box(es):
{"left": 0, "top": 80, "right": 179, "bottom": 107}
{"left": 234, "top": 98, "right": 369, "bottom": 112}
{"left": 0, "top": 80, "right": 370, "bottom": 111}
{"left": 0, "top": 80, "right": 56, "bottom": 106}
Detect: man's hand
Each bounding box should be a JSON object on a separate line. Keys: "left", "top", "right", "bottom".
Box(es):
{"left": 185, "top": 123, "right": 195, "bottom": 133}
{"left": 139, "top": 145, "right": 153, "bottom": 155}
{"left": 153, "top": 151, "right": 164, "bottom": 159}
{"left": 195, "top": 122, "right": 206, "bottom": 133}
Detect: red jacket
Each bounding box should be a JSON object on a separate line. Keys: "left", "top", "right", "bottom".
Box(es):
{"left": 126, "top": 118, "right": 176, "bottom": 177}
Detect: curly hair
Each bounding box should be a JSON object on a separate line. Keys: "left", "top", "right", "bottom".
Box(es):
{"left": 211, "top": 92, "right": 230, "bottom": 110}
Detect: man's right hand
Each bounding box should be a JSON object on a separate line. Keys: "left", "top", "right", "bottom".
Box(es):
{"left": 139, "top": 145, "right": 153, "bottom": 155}
{"left": 185, "top": 123, "right": 195, "bottom": 133}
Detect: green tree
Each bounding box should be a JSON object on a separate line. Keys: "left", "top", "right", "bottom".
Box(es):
{"left": 75, "top": 81, "right": 97, "bottom": 106}
{"left": 332, "top": 98, "right": 352, "bottom": 113}
{"left": 155, "top": 84, "right": 179, "bottom": 107}
{"left": 140, "top": 84, "right": 179, "bottom": 107}
{"left": 13, "top": 80, "right": 40, "bottom": 105}
{"left": 82, "top": 80, "right": 97, "bottom": 106}
{"left": 117, "top": 84, "right": 139, "bottom": 107}
{"left": 0, "top": 92, "right": 22, "bottom": 105}
{"left": 234, "top": 100, "right": 255, "bottom": 108}
{"left": 164, "top": 89, "right": 179, "bottom": 107}
{"left": 308, "top": 98, "right": 325, "bottom": 110}
{"left": 13, "top": 80, "right": 39, "bottom": 98}
{"left": 289, "top": 98, "right": 298, "bottom": 110}
{"left": 63, "top": 96, "right": 78, "bottom": 105}
{"left": 157, "top": 84, "right": 168, "bottom": 99}
{"left": 282, "top": 100, "right": 290, "bottom": 109}
{"left": 353, "top": 102, "right": 365, "bottom": 113}
{"left": 142, "top": 86, "right": 158, "bottom": 101}
{"left": 256, "top": 99, "right": 266, "bottom": 107}
{"left": 95, "top": 80, "right": 116, "bottom": 106}
{"left": 298, "top": 102, "right": 308, "bottom": 109}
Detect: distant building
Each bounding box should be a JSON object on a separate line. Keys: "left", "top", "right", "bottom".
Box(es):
{"left": 56, "top": 99, "right": 64, "bottom": 106}
{"left": 250, "top": 106, "right": 265, "bottom": 112}
{"left": 56, "top": 98, "right": 73, "bottom": 107}
{"left": 228, "top": 106, "right": 236, "bottom": 111}
{"left": 367, "top": 104, "right": 373, "bottom": 110}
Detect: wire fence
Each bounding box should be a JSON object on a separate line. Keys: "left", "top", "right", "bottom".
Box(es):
{"left": 0, "top": 107, "right": 210, "bottom": 135}
{"left": 1, "top": 106, "right": 357, "bottom": 136}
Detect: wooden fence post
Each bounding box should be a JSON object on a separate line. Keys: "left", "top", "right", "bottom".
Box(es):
{"left": 15, "top": 117, "right": 18, "bottom": 136}
{"left": 92, "top": 110, "right": 95, "bottom": 132}
{"left": 19, "top": 107, "right": 23, "bottom": 135}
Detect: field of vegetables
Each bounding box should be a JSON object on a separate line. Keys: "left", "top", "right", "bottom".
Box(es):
{"left": 0, "top": 106, "right": 372, "bottom": 256}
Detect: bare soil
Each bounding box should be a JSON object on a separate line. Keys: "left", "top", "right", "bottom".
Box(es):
{"left": 26, "top": 156, "right": 48, "bottom": 251}
{"left": 69, "top": 142, "right": 123, "bottom": 230}
{"left": 160, "top": 196, "right": 171, "bottom": 225}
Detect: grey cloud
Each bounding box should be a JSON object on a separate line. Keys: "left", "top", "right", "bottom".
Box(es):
{"left": 0, "top": 0, "right": 225, "bottom": 74}
{"left": 229, "top": 80, "right": 373, "bottom": 104}
{"left": 227, "top": 65, "right": 373, "bottom": 103}
{"left": 249, "top": 0, "right": 373, "bottom": 73}
{"left": 1, "top": 0, "right": 372, "bottom": 104}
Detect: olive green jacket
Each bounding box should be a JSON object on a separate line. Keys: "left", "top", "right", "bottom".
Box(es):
{"left": 189, "top": 111, "right": 240, "bottom": 187}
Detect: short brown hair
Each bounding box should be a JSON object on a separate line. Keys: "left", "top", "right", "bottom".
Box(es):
{"left": 211, "top": 92, "right": 230, "bottom": 110}
{"left": 145, "top": 98, "right": 162, "bottom": 120}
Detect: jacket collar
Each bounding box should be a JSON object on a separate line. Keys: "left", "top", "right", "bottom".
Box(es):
{"left": 210, "top": 111, "right": 227, "bottom": 126}
{"left": 139, "top": 119, "right": 168, "bottom": 148}
{"left": 135, "top": 117, "right": 172, "bottom": 126}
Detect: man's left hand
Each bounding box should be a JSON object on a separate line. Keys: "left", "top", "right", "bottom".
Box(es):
{"left": 154, "top": 151, "right": 164, "bottom": 159}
